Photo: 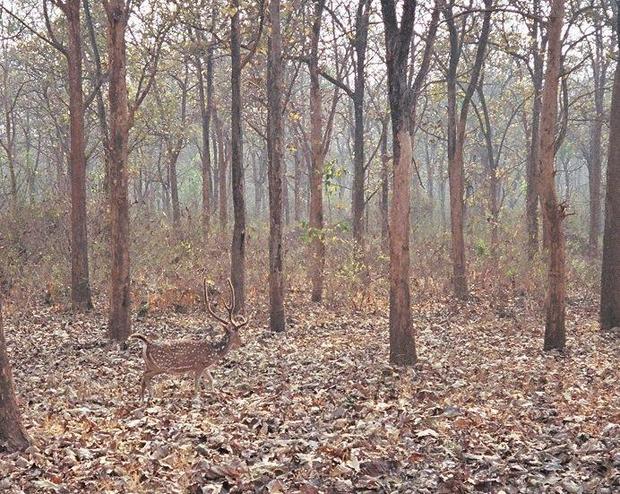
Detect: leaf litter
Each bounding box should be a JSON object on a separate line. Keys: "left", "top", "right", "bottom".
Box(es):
{"left": 0, "top": 293, "right": 618, "bottom": 493}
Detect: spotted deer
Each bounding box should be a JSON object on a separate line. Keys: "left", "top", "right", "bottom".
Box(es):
{"left": 130, "top": 279, "right": 248, "bottom": 401}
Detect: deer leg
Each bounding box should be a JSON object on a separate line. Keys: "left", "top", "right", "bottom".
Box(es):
{"left": 194, "top": 370, "right": 203, "bottom": 397}
{"left": 141, "top": 371, "right": 158, "bottom": 402}
{"left": 205, "top": 370, "right": 214, "bottom": 391}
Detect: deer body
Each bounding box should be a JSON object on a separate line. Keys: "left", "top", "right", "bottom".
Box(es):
{"left": 130, "top": 280, "right": 247, "bottom": 401}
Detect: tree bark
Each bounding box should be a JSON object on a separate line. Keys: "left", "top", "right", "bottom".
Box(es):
{"left": 294, "top": 149, "right": 302, "bottom": 222}
{"left": 526, "top": 0, "right": 544, "bottom": 260}
{"left": 588, "top": 11, "right": 607, "bottom": 255}
{"left": 213, "top": 105, "right": 228, "bottom": 230}
{"left": 62, "top": 0, "right": 92, "bottom": 310}
{"left": 103, "top": 0, "right": 131, "bottom": 343}
{"left": 380, "top": 116, "right": 389, "bottom": 245}
{"left": 538, "top": 0, "right": 566, "bottom": 351}
{"left": 196, "top": 41, "right": 214, "bottom": 240}
{"left": 83, "top": 0, "right": 110, "bottom": 195}
{"left": 600, "top": 7, "right": 620, "bottom": 331}
{"left": 267, "top": 0, "right": 286, "bottom": 332}
{"left": 309, "top": 0, "right": 326, "bottom": 303}
{"left": 168, "top": 146, "right": 181, "bottom": 228}
{"left": 351, "top": 0, "right": 371, "bottom": 246}
{"left": 444, "top": 0, "right": 492, "bottom": 299}
{"left": 380, "top": 0, "right": 418, "bottom": 366}
{"left": 0, "top": 302, "right": 30, "bottom": 451}
{"left": 230, "top": 0, "right": 246, "bottom": 313}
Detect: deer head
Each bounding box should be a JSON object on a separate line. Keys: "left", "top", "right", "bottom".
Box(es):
{"left": 204, "top": 278, "right": 247, "bottom": 349}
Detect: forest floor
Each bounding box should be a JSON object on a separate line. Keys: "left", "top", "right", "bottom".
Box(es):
{"left": 0, "top": 291, "right": 618, "bottom": 493}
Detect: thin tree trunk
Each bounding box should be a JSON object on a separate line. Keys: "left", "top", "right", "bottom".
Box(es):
{"left": 294, "top": 148, "right": 302, "bottom": 222}
{"left": 104, "top": 0, "right": 131, "bottom": 343}
{"left": 83, "top": 0, "right": 110, "bottom": 196}
{"left": 283, "top": 160, "right": 290, "bottom": 226}
{"left": 309, "top": 0, "right": 326, "bottom": 303}
{"left": 351, "top": 0, "right": 371, "bottom": 246}
{"left": 380, "top": 116, "right": 389, "bottom": 244}
{"left": 230, "top": 0, "right": 246, "bottom": 312}
{"left": 0, "top": 302, "right": 29, "bottom": 451}
{"left": 213, "top": 106, "right": 228, "bottom": 230}
{"left": 600, "top": 7, "right": 620, "bottom": 331}
{"left": 526, "top": 0, "right": 543, "bottom": 259}
{"left": 196, "top": 42, "right": 213, "bottom": 240}
{"left": 212, "top": 126, "right": 219, "bottom": 209}
{"left": 588, "top": 12, "right": 606, "bottom": 255}
{"left": 267, "top": 0, "right": 285, "bottom": 332}
{"left": 168, "top": 146, "right": 181, "bottom": 228}
{"left": 444, "top": 0, "right": 492, "bottom": 299}
{"left": 538, "top": 0, "right": 566, "bottom": 351}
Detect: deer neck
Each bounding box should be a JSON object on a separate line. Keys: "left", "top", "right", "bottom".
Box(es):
{"left": 214, "top": 327, "right": 236, "bottom": 357}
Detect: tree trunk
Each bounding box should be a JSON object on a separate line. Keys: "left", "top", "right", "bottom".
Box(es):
{"left": 380, "top": 0, "right": 418, "bottom": 366}
{"left": 196, "top": 43, "right": 213, "bottom": 240}
{"left": 351, "top": 0, "right": 371, "bottom": 246}
{"left": 588, "top": 12, "right": 606, "bottom": 256}
{"left": 168, "top": 147, "right": 181, "bottom": 229}
{"left": 526, "top": 0, "right": 543, "bottom": 260}
{"left": 600, "top": 11, "right": 620, "bottom": 331}
{"left": 0, "top": 302, "right": 30, "bottom": 451}
{"left": 267, "top": 0, "right": 285, "bottom": 332}
{"left": 64, "top": 0, "right": 92, "bottom": 310}
{"left": 283, "top": 160, "right": 290, "bottom": 226}
{"left": 83, "top": 0, "right": 110, "bottom": 197}
{"left": 213, "top": 106, "right": 228, "bottom": 230}
{"left": 230, "top": 0, "right": 246, "bottom": 313}
{"left": 380, "top": 117, "right": 389, "bottom": 244}
{"left": 389, "top": 128, "right": 415, "bottom": 365}
{"left": 104, "top": 0, "right": 131, "bottom": 343}
{"left": 538, "top": 0, "right": 566, "bottom": 351}
{"left": 294, "top": 149, "right": 302, "bottom": 222}
{"left": 444, "top": 0, "right": 492, "bottom": 299}
{"left": 309, "top": 0, "right": 326, "bottom": 303}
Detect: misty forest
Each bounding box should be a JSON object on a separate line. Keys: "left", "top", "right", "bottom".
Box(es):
{"left": 0, "top": 0, "right": 619, "bottom": 492}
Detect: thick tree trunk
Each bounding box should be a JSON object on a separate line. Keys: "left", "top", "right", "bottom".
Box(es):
{"left": 309, "top": 0, "right": 326, "bottom": 303}
{"left": 0, "top": 303, "right": 29, "bottom": 451}
{"left": 64, "top": 0, "right": 92, "bottom": 310}
{"left": 538, "top": 0, "right": 566, "bottom": 351}
{"left": 448, "top": 118, "right": 468, "bottom": 298}
{"left": 267, "top": 0, "right": 285, "bottom": 332}
{"left": 104, "top": 0, "right": 131, "bottom": 343}
{"left": 600, "top": 19, "right": 620, "bottom": 331}
{"left": 230, "top": 0, "right": 246, "bottom": 313}
{"left": 381, "top": 0, "right": 418, "bottom": 366}
{"left": 389, "top": 129, "right": 415, "bottom": 364}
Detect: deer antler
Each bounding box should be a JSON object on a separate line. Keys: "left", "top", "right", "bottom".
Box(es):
{"left": 226, "top": 279, "right": 249, "bottom": 327}
{"left": 204, "top": 278, "right": 247, "bottom": 328}
{"left": 204, "top": 278, "right": 230, "bottom": 326}
{"left": 224, "top": 278, "right": 235, "bottom": 319}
